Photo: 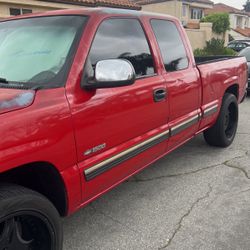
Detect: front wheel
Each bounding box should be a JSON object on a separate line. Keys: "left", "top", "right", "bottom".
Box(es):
{"left": 204, "top": 93, "right": 238, "bottom": 147}
{"left": 0, "top": 184, "right": 63, "bottom": 250}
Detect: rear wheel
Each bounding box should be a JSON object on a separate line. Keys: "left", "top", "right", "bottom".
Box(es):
{"left": 204, "top": 93, "right": 238, "bottom": 147}
{"left": 0, "top": 184, "right": 62, "bottom": 250}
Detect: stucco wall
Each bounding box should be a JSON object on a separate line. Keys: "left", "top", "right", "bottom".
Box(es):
{"left": 186, "top": 23, "right": 212, "bottom": 50}
{"left": 0, "top": 0, "right": 83, "bottom": 18}
{"left": 141, "top": 1, "right": 182, "bottom": 19}
{"left": 186, "top": 23, "right": 228, "bottom": 50}
{"left": 186, "top": 28, "right": 206, "bottom": 49}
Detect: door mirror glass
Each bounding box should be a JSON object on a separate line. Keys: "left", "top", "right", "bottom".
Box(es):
{"left": 84, "top": 59, "right": 135, "bottom": 89}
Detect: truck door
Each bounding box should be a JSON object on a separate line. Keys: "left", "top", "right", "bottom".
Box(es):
{"left": 67, "top": 18, "right": 170, "bottom": 201}
{"left": 151, "top": 19, "right": 201, "bottom": 150}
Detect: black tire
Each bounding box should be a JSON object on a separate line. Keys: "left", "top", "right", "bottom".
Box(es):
{"left": 203, "top": 93, "right": 238, "bottom": 147}
{"left": 0, "top": 183, "right": 63, "bottom": 250}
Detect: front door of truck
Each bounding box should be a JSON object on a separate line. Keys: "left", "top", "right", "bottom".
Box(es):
{"left": 150, "top": 19, "right": 201, "bottom": 150}
{"left": 68, "top": 18, "right": 170, "bottom": 201}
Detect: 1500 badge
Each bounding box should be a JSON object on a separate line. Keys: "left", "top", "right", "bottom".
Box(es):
{"left": 84, "top": 143, "right": 106, "bottom": 156}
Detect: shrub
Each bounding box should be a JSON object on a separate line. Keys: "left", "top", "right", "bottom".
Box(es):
{"left": 194, "top": 38, "right": 236, "bottom": 56}
{"left": 201, "top": 13, "right": 230, "bottom": 34}
{"left": 194, "top": 48, "right": 207, "bottom": 56}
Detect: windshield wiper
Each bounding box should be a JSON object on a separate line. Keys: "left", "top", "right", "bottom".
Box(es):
{"left": 0, "top": 78, "right": 45, "bottom": 90}
{"left": 0, "top": 78, "right": 28, "bottom": 89}
{"left": 0, "top": 77, "right": 8, "bottom": 83}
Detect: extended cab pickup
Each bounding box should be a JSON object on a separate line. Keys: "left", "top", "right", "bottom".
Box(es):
{"left": 0, "top": 8, "right": 247, "bottom": 250}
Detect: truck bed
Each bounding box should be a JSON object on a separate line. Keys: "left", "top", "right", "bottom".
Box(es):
{"left": 196, "top": 56, "right": 247, "bottom": 106}
{"left": 195, "top": 55, "right": 241, "bottom": 65}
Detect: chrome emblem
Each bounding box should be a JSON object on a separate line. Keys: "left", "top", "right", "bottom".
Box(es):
{"left": 84, "top": 143, "right": 106, "bottom": 156}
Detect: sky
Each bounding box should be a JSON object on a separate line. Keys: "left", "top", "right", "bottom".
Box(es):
{"left": 212, "top": 0, "right": 246, "bottom": 9}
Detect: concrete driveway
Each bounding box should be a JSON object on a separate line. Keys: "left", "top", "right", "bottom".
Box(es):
{"left": 63, "top": 97, "right": 250, "bottom": 250}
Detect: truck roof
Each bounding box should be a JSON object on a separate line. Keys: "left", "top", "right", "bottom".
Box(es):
{"left": 1, "top": 7, "right": 179, "bottom": 23}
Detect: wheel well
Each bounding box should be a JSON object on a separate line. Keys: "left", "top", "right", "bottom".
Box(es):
{"left": 0, "top": 162, "right": 67, "bottom": 216}
{"left": 225, "top": 84, "right": 239, "bottom": 100}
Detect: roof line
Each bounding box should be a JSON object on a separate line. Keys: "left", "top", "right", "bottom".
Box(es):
{"left": 40, "top": 0, "right": 142, "bottom": 10}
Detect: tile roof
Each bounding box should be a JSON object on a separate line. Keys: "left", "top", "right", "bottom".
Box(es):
{"left": 185, "top": 22, "right": 200, "bottom": 29}
{"left": 43, "top": 0, "right": 141, "bottom": 10}
{"left": 233, "top": 28, "right": 250, "bottom": 37}
{"left": 134, "top": 0, "right": 213, "bottom": 6}
{"left": 205, "top": 3, "right": 249, "bottom": 16}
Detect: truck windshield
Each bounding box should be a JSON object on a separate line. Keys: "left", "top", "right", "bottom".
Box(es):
{"left": 0, "top": 15, "right": 87, "bottom": 88}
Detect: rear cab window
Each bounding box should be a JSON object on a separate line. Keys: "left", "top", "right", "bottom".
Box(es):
{"left": 151, "top": 19, "right": 189, "bottom": 72}
{"left": 86, "top": 18, "right": 155, "bottom": 80}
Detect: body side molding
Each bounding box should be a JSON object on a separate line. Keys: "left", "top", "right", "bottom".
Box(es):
{"left": 84, "top": 106, "right": 218, "bottom": 181}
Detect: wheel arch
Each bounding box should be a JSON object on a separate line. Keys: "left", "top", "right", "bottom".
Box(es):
{"left": 225, "top": 84, "right": 239, "bottom": 100}
{"left": 0, "top": 162, "right": 68, "bottom": 217}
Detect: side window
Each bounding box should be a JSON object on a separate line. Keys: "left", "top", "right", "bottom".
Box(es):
{"left": 88, "top": 18, "right": 155, "bottom": 78}
{"left": 151, "top": 19, "right": 189, "bottom": 72}
{"left": 228, "top": 43, "right": 235, "bottom": 48}
{"left": 237, "top": 43, "right": 246, "bottom": 49}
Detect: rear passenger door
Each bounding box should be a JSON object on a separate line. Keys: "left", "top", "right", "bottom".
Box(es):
{"left": 151, "top": 19, "right": 201, "bottom": 150}
{"left": 72, "top": 18, "right": 170, "bottom": 201}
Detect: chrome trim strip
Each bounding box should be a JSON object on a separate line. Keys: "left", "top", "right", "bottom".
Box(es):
{"left": 84, "top": 112, "right": 206, "bottom": 180}
{"left": 170, "top": 114, "right": 199, "bottom": 136}
{"left": 203, "top": 104, "right": 218, "bottom": 118}
{"left": 84, "top": 129, "right": 170, "bottom": 180}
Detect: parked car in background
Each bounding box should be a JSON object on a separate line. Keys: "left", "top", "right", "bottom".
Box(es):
{"left": 239, "top": 47, "right": 250, "bottom": 93}
{"left": 227, "top": 40, "right": 250, "bottom": 52}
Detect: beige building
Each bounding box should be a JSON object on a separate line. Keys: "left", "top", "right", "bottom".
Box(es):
{"left": 134, "top": 0, "right": 221, "bottom": 49}
{"left": 135, "top": 0, "right": 213, "bottom": 27}
{"left": 206, "top": 3, "right": 250, "bottom": 40}
{"left": 0, "top": 0, "right": 140, "bottom": 19}
{"left": 0, "top": 0, "right": 227, "bottom": 50}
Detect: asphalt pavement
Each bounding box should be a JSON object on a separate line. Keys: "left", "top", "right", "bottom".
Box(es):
{"left": 63, "top": 97, "right": 250, "bottom": 250}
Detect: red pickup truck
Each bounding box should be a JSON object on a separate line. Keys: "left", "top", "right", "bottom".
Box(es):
{"left": 0, "top": 8, "right": 247, "bottom": 250}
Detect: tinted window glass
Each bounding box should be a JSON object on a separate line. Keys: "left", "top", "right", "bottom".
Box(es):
{"left": 151, "top": 20, "right": 189, "bottom": 72}
{"left": 88, "top": 19, "right": 155, "bottom": 78}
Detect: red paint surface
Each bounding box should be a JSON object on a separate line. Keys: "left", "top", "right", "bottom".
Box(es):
{"left": 0, "top": 8, "right": 247, "bottom": 215}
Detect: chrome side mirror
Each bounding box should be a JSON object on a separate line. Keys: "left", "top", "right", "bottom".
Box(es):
{"left": 84, "top": 59, "right": 135, "bottom": 89}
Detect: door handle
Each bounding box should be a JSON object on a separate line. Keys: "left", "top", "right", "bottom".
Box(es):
{"left": 153, "top": 88, "right": 166, "bottom": 102}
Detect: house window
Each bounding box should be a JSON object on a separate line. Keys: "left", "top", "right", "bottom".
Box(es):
{"left": 22, "top": 9, "right": 32, "bottom": 14}
{"left": 236, "top": 17, "right": 242, "bottom": 28}
{"left": 191, "top": 8, "right": 203, "bottom": 20}
{"left": 9, "top": 8, "right": 32, "bottom": 16}
{"left": 182, "top": 4, "right": 188, "bottom": 17}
